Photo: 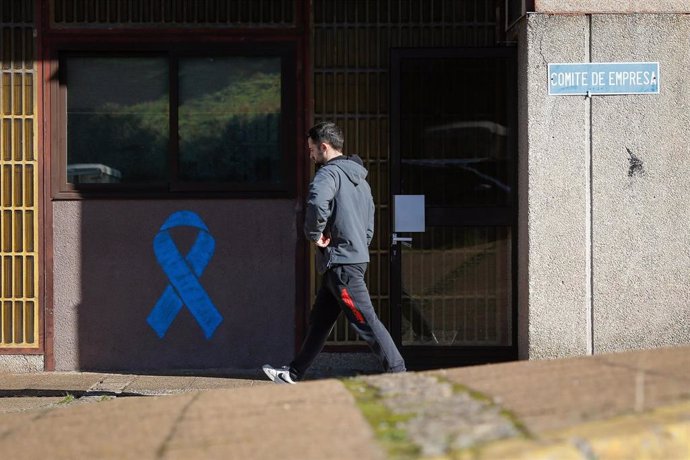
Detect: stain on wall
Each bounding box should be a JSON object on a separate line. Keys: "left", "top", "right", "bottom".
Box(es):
{"left": 626, "top": 148, "right": 645, "bottom": 178}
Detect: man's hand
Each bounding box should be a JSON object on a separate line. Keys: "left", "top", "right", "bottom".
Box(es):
{"left": 316, "top": 233, "right": 331, "bottom": 248}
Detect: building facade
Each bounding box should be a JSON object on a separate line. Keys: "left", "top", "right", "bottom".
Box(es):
{"left": 0, "top": 0, "right": 688, "bottom": 373}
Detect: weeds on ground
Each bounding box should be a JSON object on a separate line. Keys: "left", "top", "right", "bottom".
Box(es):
{"left": 58, "top": 393, "right": 75, "bottom": 404}
{"left": 342, "top": 378, "right": 420, "bottom": 459}
{"left": 438, "top": 377, "right": 532, "bottom": 440}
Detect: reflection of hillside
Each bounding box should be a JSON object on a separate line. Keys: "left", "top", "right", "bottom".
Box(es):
{"left": 69, "top": 69, "right": 281, "bottom": 184}
{"left": 178, "top": 57, "right": 280, "bottom": 100}
{"left": 179, "top": 72, "right": 280, "bottom": 138}
{"left": 402, "top": 241, "right": 508, "bottom": 297}
{"left": 182, "top": 73, "right": 279, "bottom": 112}
{"left": 96, "top": 101, "right": 169, "bottom": 137}
{"left": 178, "top": 71, "right": 281, "bottom": 182}
{"left": 68, "top": 110, "right": 168, "bottom": 182}
{"left": 400, "top": 234, "right": 511, "bottom": 346}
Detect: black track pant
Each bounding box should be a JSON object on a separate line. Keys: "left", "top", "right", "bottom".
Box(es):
{"left": 290, "top": 263, "right": 406, "bottom": 380}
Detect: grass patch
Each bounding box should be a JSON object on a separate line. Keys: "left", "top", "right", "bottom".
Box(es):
{"left": 429, "top": 376, "right": 533, "bottom": 459}
{"left": 441, "top": 378, "right": 532, "bottom": 440}
{"left": 59, "top": 393, "right": 75, "bottom": 404}
{"left": 342, "top": 378, "right": 420, "bottom": 459}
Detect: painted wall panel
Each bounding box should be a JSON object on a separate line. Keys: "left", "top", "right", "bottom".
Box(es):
{"left": 590, "top": 14, "right": 690, "bottom": 352}
{"left": 53, "top": 200, "right": 296, "bottom": 371}
{"left": 521, "top": 13, "right": 690, "bottom": 358}
{"left": 534, "top": 1, "right": 690, "bottom": 14}
{"left": 520, "top": 14, "right": 591, "bottom": 358}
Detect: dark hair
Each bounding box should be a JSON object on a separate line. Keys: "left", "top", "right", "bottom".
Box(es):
{"left": 307, "top": 122, "right": 344, "bottom": 152}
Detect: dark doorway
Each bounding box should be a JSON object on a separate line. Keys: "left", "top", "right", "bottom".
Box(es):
{"left": 390, "top": 48, "right": 517, "bottom": 369}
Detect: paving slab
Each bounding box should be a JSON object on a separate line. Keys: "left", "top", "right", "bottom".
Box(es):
{"left": 0, "top": 408, "right": 40, "bottom": 438}
{"left": 434, "top": 345, "right": 690, "bottom": 434}
{"left": 0, "top": 380, "right": 383, "bottom": 460}
{"left": 0, "top": 396, "right": 65, "bottom": 413}
{"left": 89, "top": 373, "right": 137, "bottom": 393}
{"left": 162, "top": 380, "right": 384, "bottom": 460}
{"left": 0, "top": 372, "right": 109, "bottom": 396}
{"left": 471, "top": 400, "right": 690, "bottom": 460}
{"left": 122, "top": 375, "right": 265, "bottom": 395}
{"left": 0, "top": 346, "right": 686, "bottom": 459}
{"left": 0, "top": 372, "right": 265, "bottom": 397}
{"left": 0, "top": 392, "right": 198, "bottom": 459}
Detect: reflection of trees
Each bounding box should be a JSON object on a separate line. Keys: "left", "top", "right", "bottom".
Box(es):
{"left": 180, "top": 113, "right": 280, "bottom": 182}
{"left": 68, "top": 109, "right": 168, "bottom": 182}
{"left": 179, "top": 70, "right": 281, "bottom": 182}
{"left": 400, "top": 228, "right": 507, "bottom": 345}
{"left": 68, "top": 61, "right": 282, "bottom": 184}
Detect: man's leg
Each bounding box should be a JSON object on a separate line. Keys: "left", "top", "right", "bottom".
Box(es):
{"left": 289, "top": 277, "right": 341, "bottom": 380}
{"left": 331, "top": 264, "right": 406, "bottom": 373}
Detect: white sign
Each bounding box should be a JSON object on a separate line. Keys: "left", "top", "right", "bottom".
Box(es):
{"left": 548, "top": 62, "right": 660, "bottom": 95}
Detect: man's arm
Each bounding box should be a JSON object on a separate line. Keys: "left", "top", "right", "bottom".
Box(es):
{"left": 304, "top": 168, "right": 338, "bottom": 243}
{"left": 366, "top": 195, "right": 375, "bottom": 247}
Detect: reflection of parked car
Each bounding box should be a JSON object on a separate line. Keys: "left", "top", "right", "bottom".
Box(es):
{"left": 425, "top": 120, "right": 507, "bottom": 138}
{"left": 401, "top": 156, "right": 512, "bottom": 207}
{"left": 67, "top": 163, "right": 122, "bottom": 184}
{"left": 402, "top": 158, "right": 510, "bottom": 193}
{"left": 401, "top": 120, "right": 511, "bottom": 207}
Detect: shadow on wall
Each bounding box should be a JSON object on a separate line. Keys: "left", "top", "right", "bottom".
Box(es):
{"left": 47, "top": 58, "right": 297, "bottom": 372}
{"left": 71, "top": 201, "right": 295, "bottom": 372}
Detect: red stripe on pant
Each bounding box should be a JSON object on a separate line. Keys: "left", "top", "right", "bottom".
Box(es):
{"left": 340, "top": 288, "right": 365, "bottom": 324}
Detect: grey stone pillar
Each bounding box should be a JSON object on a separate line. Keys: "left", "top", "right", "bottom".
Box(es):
{"left": 518, "top": 10, "right": 690, "bottom": 358}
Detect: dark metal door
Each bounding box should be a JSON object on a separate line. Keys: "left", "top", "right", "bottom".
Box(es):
{"left": 390, "top": 48, "right": 517, "bottom": 369}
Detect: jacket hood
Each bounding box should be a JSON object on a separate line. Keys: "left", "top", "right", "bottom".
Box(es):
{"left": 327, "top": 155, "right": 368, "bottom": 185}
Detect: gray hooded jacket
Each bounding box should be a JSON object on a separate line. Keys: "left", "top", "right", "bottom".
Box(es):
{"left": 304, "top": 155, "right": 375, "bottom": 274}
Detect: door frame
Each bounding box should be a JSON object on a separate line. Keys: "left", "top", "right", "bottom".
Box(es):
{"left": 390, "top": 47, "right": 518, "bottom": 369}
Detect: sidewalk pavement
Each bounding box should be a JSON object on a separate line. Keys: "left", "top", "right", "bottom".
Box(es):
{"left": 0, "top": 345, "right": 686, "bottom": 459}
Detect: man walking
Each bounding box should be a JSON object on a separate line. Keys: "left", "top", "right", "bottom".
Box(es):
{"left": 263, "top": 122, "right": 406, "bottom": 384}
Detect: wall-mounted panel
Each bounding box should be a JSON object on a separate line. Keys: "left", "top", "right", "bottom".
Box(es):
{"left": 50, "top": 0, "right": 296, "bottom": 28}
{"left": 52, "top": 200, "right": 296, "bottom": 371}
{"left": 313, "top": 0, "right": 501, "bottom": 344}
{"left": 0, "top": 0, "right": 39, "bottom": 350}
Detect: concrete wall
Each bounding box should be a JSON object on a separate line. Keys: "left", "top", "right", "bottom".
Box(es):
{"left": 0, "top": 356, "right": 43, "bottom": 373}
{"left": 534, "top": 1, "right": 690, "bottom": 14}
{"left": 519, "top": 14, "right": 591, "bottom": 359}
{"left": 520, "top": 13, "right": 690, "bottom": 358}
{"left": 53, "top": 200, "right": 298, "bottom": 371}
{"left": 590, "top": 14, "right": 690, "bottom": 352}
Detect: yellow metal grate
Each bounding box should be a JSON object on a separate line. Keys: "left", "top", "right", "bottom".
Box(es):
{"left": 0, "top": 0, "right": 39, "bottom": 348}
{"left": 313, "top": 0, "right": 500, "bottom": 344}
{"left": 50, "top": 0, "right": 295, "bottom": 28}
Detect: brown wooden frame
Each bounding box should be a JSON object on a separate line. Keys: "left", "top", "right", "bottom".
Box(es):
{"left": 50, "top": 43, "right": 298, "bottom": 199}
{"left": 389, "top": 47, "right": 519, "bottom": 369}
{"left": 0, "top": 0, "right": 46, "bottom": 357}
{"left": 48, "top": 0, "right": 299, "bottom": 30}
{"left": 38, "top": 0, "right": 312, "bottom": 369}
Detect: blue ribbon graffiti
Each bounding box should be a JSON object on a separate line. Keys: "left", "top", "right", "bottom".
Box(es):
{"left": 147, "top": 211, "right": 223, "bottom": 339}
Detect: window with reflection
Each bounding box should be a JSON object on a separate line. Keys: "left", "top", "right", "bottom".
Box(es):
{"left": 400, "top": 58, "right": 511, "bottom": 208}
{"left": 66, "top": 57, "right": 169, "bottom": 184}
{"left": 401, "top": 226, "right": 512, "bottom": 346}
{"left": 59, "top": 46, "right": 294, "bottom": 195}
{"left": 178, "top": 57, "right": 282, "bottom": 184}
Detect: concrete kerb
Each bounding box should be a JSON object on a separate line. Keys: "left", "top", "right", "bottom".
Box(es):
{"left": 0, "top": 346, "right": 688, "bottom": 458}
{"left": 341, "top": 373, "right": 690, "bottom": 459}
{"left": 0, "top": 369, "right": 266, "bottom": 399}
{"left": 465, "top": 400, "right": 690, "bottom": 460}
{"left": 340, "top": 346, "right": 690, "bottom": 458}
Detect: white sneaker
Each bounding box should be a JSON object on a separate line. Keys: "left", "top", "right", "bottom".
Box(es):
{"left": 262, "top": 364, "right": 297, "bottom": 384}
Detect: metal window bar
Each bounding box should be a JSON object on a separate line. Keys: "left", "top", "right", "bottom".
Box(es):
{"left": 0, "top": 0, "right": 39, "bottom": 348}
{"left": 51, "top": 0, "right": 295, "bottom": 28}
{"left": 314, "top": 0, "right": 499, "bottom": 344}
